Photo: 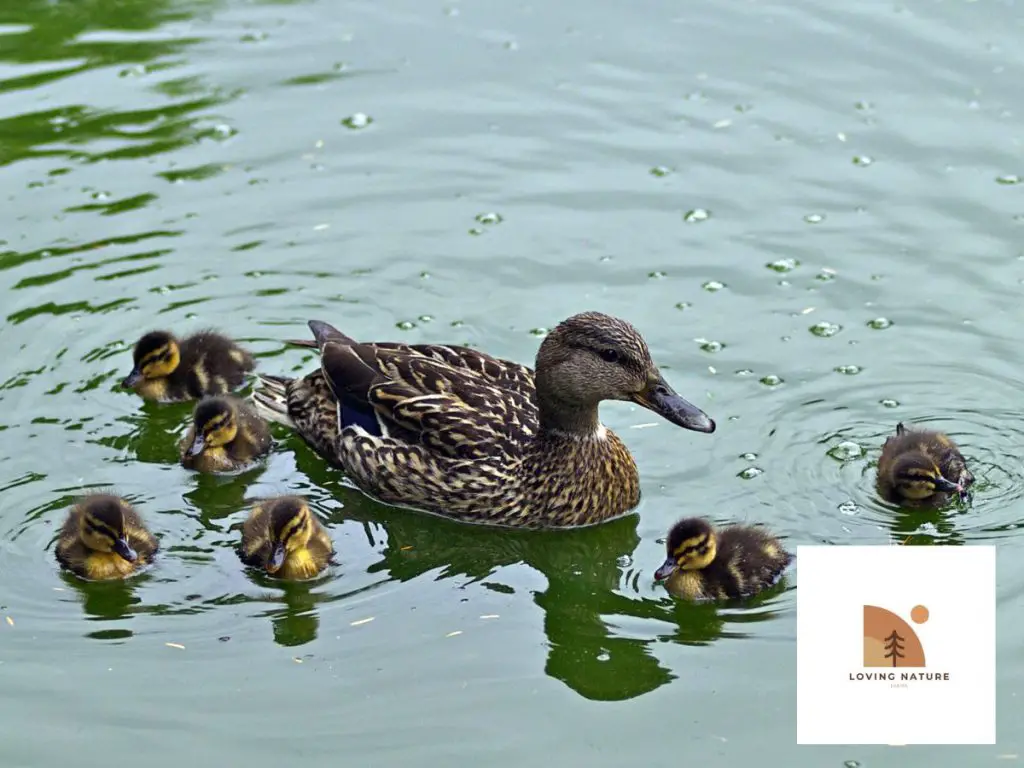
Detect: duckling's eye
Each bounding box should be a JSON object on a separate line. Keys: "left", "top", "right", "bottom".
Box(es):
{"left": 599, "top": 348, "right": 620, "bottom": 364}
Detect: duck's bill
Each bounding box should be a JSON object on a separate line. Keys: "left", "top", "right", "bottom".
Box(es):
{"left": 654, "top": 558, "right": 678, "bottom": 582}
{"left": 186, "top": 435, "right": 206, "bottom": 457}
{"left": 121, "top": 369, "right": 142, "bottom": 389}
{"left": 113, "top": 537, "right": 138, "bottom": 563}
{"left": 267, "top": 544, "right": 286, "bottom": 574}
{"left": 933, "top": 475, "right": 962, "bottom": 495}
{"left": 632, "top": 375, "right": 716, "bottom": 433}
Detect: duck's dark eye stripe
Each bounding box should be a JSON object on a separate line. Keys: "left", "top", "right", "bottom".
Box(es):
{"left": 85, "top": 519, "right": 118, "bottom": 539}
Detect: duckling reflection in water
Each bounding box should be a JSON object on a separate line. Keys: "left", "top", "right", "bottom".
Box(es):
{"left": 654, "top": 517, "right": 792, "bottom": 601}
{"left": 122, "top": 329, "right": 255, "bottom": 402}
{"left": 55, "top": 494, "right": 159, "bottom": 581}
{"left": 876, "top": 422, "right": 973, "bottom": 508}
{"left": 237, "top": 497, "right": 334, "bottom": 580}
{"left": 180, "top": 395, "right": 272, "bottom": 473}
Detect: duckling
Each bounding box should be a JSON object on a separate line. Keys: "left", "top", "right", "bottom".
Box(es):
{"left": 876, "top": 422, "right": 973, "bottom": 507}
{"left": 654, "top": 517, "right": 793, "bottom": 601}
{"left": 179, "top": 395, "right": 272, "bottom": 473}
{"left": 55, "top": 494, "right": 159, "bottom": 581}
{"left": 122, "top": 329, "right": 255, "bottom": 402}
{"left": 237, "top": 496, "right": 334, "bottom": 580}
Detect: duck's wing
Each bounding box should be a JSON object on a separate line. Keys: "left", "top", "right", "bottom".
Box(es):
{"left": 319, "top": 339, "right": 538, "bottom": 462}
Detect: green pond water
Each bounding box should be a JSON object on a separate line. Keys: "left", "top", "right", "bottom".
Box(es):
{"left": 1, "top": 0, "right": 1022, "bottom": 764}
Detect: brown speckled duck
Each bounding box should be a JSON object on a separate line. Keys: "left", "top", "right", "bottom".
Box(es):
{"left": 876, "top": 422, "right": 973, "bottom": 507}
{"left": 252, "top": 312, "right": 716, "bottom": 529}
{"left": 122, "top": 329, "right": 255, "bottom": 402}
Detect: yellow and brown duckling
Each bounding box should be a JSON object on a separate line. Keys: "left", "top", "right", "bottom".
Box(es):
{"left": 55, "top": 494, "right": 159, "bottom": 581}
{"left": 237, "top": 496, "right": 334, "bottom": 580}
{"left": 876, "top": 422, "right": 973, "bottom": 507}
{"left": 179, "top": 395, "right": 272, "bottom": 473}
{"left": 654, "top": 517, "right": 793, "bottom": 601}
{"left": 122, "top": 329, "right": 255, "bottom": 402}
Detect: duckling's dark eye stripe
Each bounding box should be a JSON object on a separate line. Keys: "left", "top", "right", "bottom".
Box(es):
{"left": 140, "top": 347, "right": 171, "bottom": 365}
{"left": 278, "top": 514, "right": 309, "bottom": 541}
{"left": 203, "top": 416, "right": 229, "bottom": 430}
{"left": 85, "top": 519, "right": 119, "bottom": 539}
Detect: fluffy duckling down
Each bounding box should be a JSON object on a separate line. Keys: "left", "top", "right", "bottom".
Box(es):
{"left": 876, "top": 422, "right": 973, "bottom": 508}
{"left": 122, "top": 329, "right": 255, "bottom": 402}
{"left": 654, "top": 517, "right": 792, "bottom": 601}
{"left": 179, "top": 395, "right": 272, "bottom": 473}
{"left": 237, "top": 496, "right": 334, "bottom": 580}
{"left": 55, "top": 494, "right": 158, "bottom": 581}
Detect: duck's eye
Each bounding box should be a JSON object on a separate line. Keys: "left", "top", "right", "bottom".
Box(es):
{"left": 599, "top": 348, "right": 620, "bottom": 364}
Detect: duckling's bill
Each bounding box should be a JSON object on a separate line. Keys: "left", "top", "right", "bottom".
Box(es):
{"left": 121, "top": 369, "right": 143, "bottom": 389}
{"left": 631, "top": 373, "right": 715, "bottom": 434}
{"left": 268, "top": 543, "right": 286, "bottom": 574}
{"left": 113, "top": 537, "right": 138, "bottom": 562}
{"left": 186, "top": 434, "right": 206, "bottom": 457}
{"left": 653, "top": 558, "right": 677, "bottom": 582}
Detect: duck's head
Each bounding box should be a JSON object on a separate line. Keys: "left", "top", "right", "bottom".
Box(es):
{"left": 122, "top": 330, "right": 181, "bottom": 389}
{"left": 77, "top": 495, "right": 137, "bottom": 563}
{"left": 654, "top": 517, "right": 717, "bottom": 581}
{"left": 185, "top": 397, "right": 239, "bottom": 457}
{"left": 888, "top": 452, "right": 962, "bottom": 501}
{"left": 264, "top": 497, "right": 315, "bottom": 574}
{"left": 534, "top": 312, "right": 715, "bottom": 434}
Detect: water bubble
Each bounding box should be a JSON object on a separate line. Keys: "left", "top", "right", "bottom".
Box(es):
{"left": 740, "top": 452, "right": 757, "bottom": 461}
{"left": 649, "top": 166, "right": 672, "bottom": 177}
{"left": 816, "top": 269, "right": 836, "bottom": 281}
{"left": 760, "top": 374, "right": 783, "bottom": 386}
{"left": 240, "top": 31, "right": 268, "bottom": 43}
{"left": 834, "top": 365, "right": 861, "bottom": 375}
{"left": 418, "top": 315, "right": 434, "bottom": 323}
{"left": 867, "top": 317, "right": 892, "bottom": 330}
{"left": 648, "top": 270, "right": 667, "bottom": 279}
{"left": 838, "top": 501, "right": 860, "bottom": 516}
{"left": 804, "top": 213, "right": 825, "bottom": 224}
{"left": 468, "top": 227, "right": 485, "bottom": 236}
{"left": 529, "top": 327, "right": 548, "bottom": 336}
{"left": 880, "top": 398, "right": 899, "bottom": 408}
{"left": 616, "top": 555, "right": 633, "bottom": 567}
{"left": 810, "top": 321, "right": 842, "bottom": 338}
{"left": 844, "top": 761, "right": 862, "bottom": 768}
{"left": 449, "top": 320, "right": 464, "bottom": 328}
{"left": 852, "top": 155, "right": 874, "bottom": 167}
{"left": 675, "top": 301, "right": 691, "bottom": 310}
{"left": 475, "top": 212, "right": 502, "bottom": 225}
{"left": 734, "top": 369, "right": 753, "bottom": 377}
{"left": 702, "top": 280, "right": 725, "bottom": 292}
{"left": 683, "top": 208, "right": 710, "bottom": 223}
{"left": 854, "top": 101, "right": 873, "bottom": 111}
{"left": 996, "top": 174, "right": 1020, "bottom": 185}
{"left": 596, "top": 651, "right": 611, "bottom": 662}
{"left": 738, "top": 467, "right": 764, "bottom": 480}
{"left": 342, "top": 112, "right": 373, "bottom": 129}
{"left": 697, "top": 339, "right": 724, "bottom": 353}
{"left": 828, "top": 441, "right": 864, "bottom": 461}
{"left": 395, "top": 320, "right": 416, "bottom": 330}
{"left": 766, "top": 258, "right": 799, "bottom": 272}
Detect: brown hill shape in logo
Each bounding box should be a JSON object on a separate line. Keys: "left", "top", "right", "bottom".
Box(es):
{"left": 863, "top": 605, "right": 926, "bottom": 667}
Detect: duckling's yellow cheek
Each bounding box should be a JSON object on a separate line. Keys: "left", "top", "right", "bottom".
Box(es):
{"left": 84, "top": 552, "right": 137, "bottom": 580}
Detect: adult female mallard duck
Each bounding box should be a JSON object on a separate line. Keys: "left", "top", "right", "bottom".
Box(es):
{"left": 55, "top": 494, "right": 159, "bottom": 580}
{"left": 121, "top": 329, "right": 255, "bottom": 402}
{"left": 237, "top": 496, "right": 334, "bottom": 580}
{"left": 876, "top": 421, "right": 973, "bottom": 507}
{"left": 653, "top": 517, "right": 792, "bottom": 601}
{"left": 180, "top": 395, "right": 273, "bottom": 473}
{"left": 252, "top": 311, "right": 715, "bottom": 529}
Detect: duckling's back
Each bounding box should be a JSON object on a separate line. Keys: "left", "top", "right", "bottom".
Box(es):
{"left": 178, "top": 330, "right": 255, "bottom": 397}
{"left": 711, "top": 525, "right": 793, "bottom": 599}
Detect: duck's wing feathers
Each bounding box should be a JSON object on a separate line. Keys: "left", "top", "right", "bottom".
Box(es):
{"left": 320, "top": 341, "right": 537, "bottom": 462}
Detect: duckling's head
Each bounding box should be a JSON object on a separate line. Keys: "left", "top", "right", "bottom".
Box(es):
{"left": 184, "top": 397, "right": 239, "bottom": 457}
{"left": 122, "top": 330, "right": 181, "bottom": 388}
{"left": 889, "top": 452, "right": 962, "bottom": 501}
{"left": 654, "top": 517, "right": 717, "bottom": 581}
{"left": 264, "top": 497, "right": 315, "bottom": 574}
{"left": 534, "top": 312, "right": 715, "bottom": 434}
{"left": 76, "top": 495, "right": 137, "bottom": 563}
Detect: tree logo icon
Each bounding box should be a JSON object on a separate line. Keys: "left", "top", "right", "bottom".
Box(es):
{"left": 863, "top": 605, "right": 929, "bottom": 668}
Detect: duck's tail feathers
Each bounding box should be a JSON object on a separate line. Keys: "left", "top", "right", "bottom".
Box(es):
{"left": 251, "top": 374, "right": 296, "bottom": 429}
